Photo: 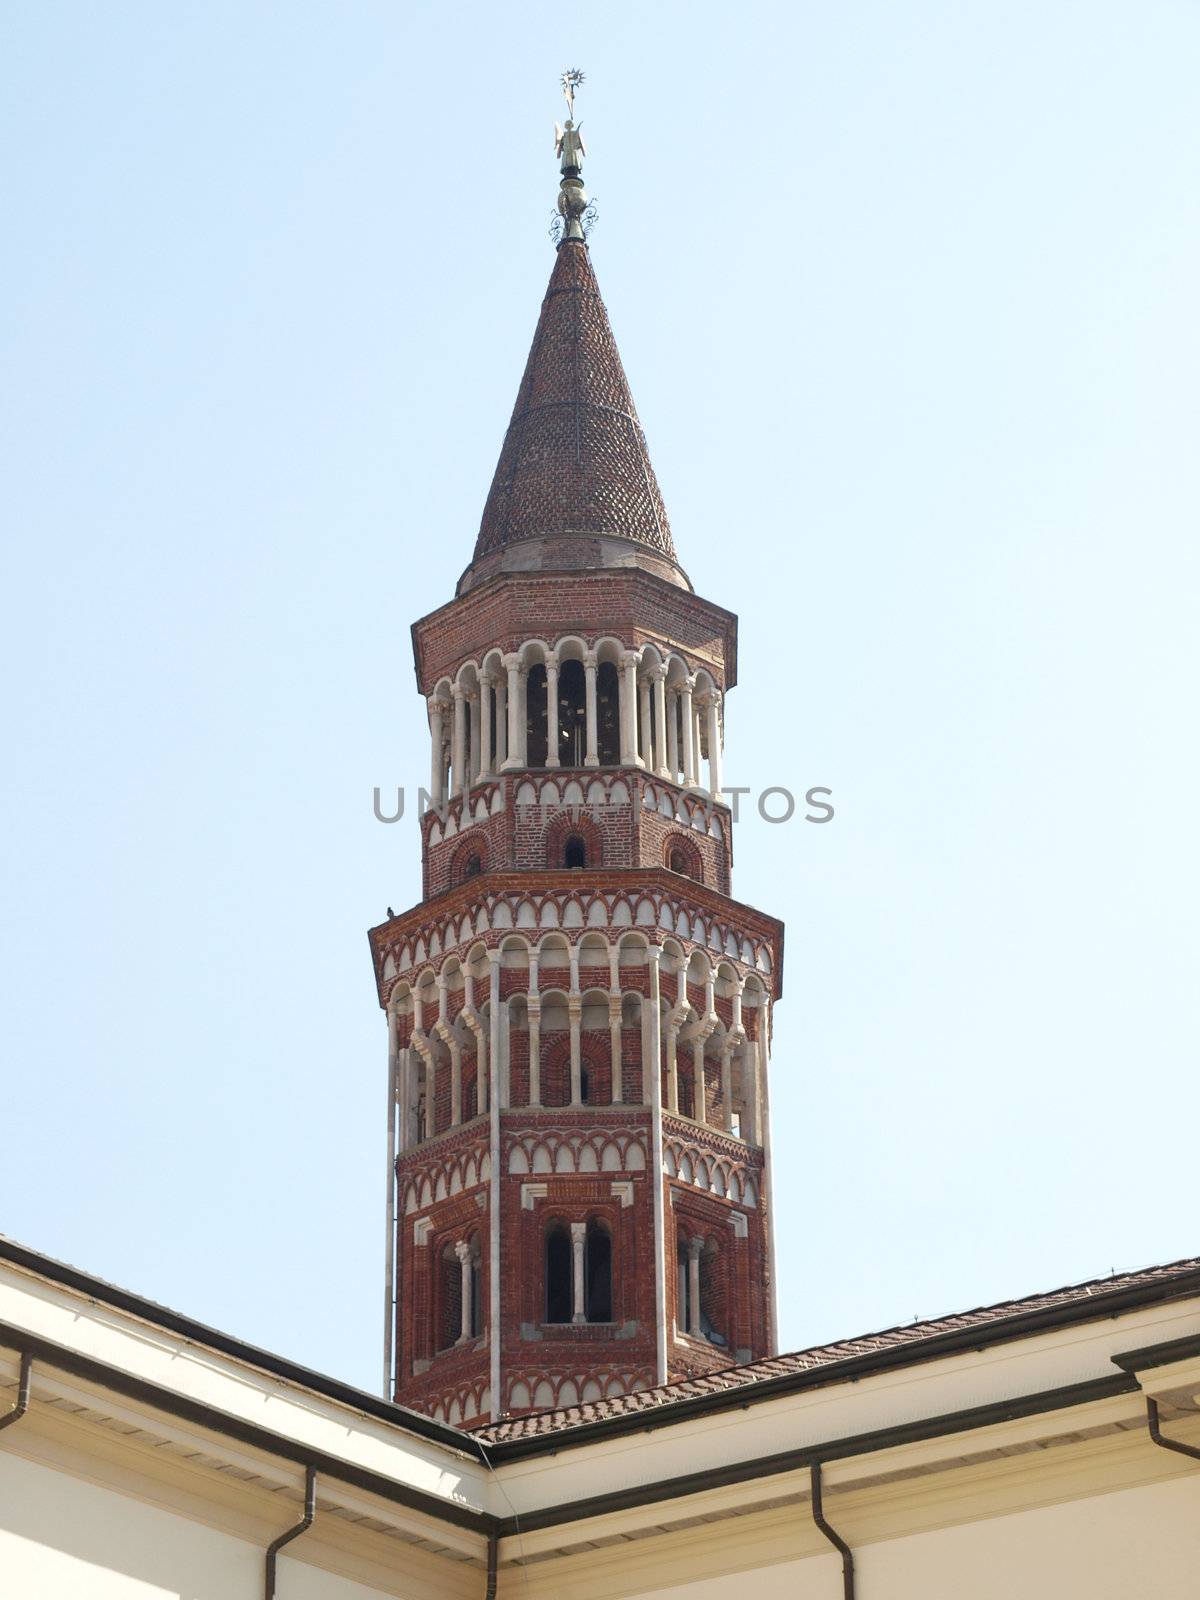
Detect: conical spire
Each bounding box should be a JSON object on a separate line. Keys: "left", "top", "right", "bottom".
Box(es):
{"left": 459, "top": 79, "right": 685, "bottom": 595}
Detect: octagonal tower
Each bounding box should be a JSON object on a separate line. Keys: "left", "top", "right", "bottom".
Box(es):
{"left": 369, "top": 106, "right": 784, "bottom": 1429}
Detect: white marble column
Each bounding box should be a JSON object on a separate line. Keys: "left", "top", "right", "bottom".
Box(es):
{"left": 651, "top": 668, "right": 669, "bottom": 778}
{"left": 666, "top": 687, "right": 679, "bottom": 780}
{"left": 467, "top": 689, "right": 480, "bottom": 783}
{"left": 608, "top": 995, "right": 623, "bottom": 1105}
{"left": 620, "top": 651, "right": 640, "bottom": 766}
{"left": 583, "top": 652, "right": 599, "bottom": 767}
{"left": 545, "top": 660, "right": 560, "bottom": 767}
{"left": 501, "top": 654, "right": 525, "bottom": 770}
{"left": 455, "top": 1241, "right": 473, "bottom": 1343}
{"left": 680, "top": 679, "right": 697, "bottom": 787}
{"left": 687, "top": 1236, "right": 703, "bottom": 1337}
{"left": 527, "top": 996, "right": 541, "bottom": 1107}
{"left": 721, "top": 1043, "right": 734, "bottom": 1133}
{"left": 478, "top": 674, "right": 493, "bottom": 780}
{"left": 569, "top": 996, "right": 583, "bottom": 1106}
{"left": 638, "top": 674, "right": 652, "bottom": 768}
{"left": 570, "top": 1221, "right": 587, "bottom": 1324}
{"left": 666, "top": 1022, "right": 679, "bottom": 1114}
{"left": 704, "top": 692, "right": 724, "bottom": 802}
{"left": 451, "top": 686, "right": 467, "bottom": 798}
{"left": 429, "top": 697, "right": 448, "bottom": 805}
{"left": 495, "top": 677, "right": 508, "bottom": 770}
{"left": 647, "top": 946, "right": 667, "bottom": 1385}
{"left": 693, "top": 1040, "right": 706, "bottom": 1126}
{"left": 489, "top": 953, "right": 503, "bottom": 1108}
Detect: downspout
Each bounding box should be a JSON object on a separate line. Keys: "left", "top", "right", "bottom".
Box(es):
{"left": 0, "top": 1352, "right": 32, "bottom": 1432}
{"left": 484, "top": 1527, "right": 499, "bottom": 1599}
{"left": 1146, "top": 1397, "right": 1200, "bottom": 1464}
{"left": 265, "top": 1465, "right": 316, "bottom": 1600}
{"left": 810, "top": 1461, "right": 855, "bottom": 1600}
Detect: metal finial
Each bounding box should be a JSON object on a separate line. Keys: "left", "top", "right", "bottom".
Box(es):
{"left": 551, "top": 68, "right": 592, "bottom": 245}
{"left": 561, "top": 67, "right": 585, "bottom": 117}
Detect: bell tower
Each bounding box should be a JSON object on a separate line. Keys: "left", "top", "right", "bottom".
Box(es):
{"left": 370, "top": 78, "right": 784, "bottom": 1428}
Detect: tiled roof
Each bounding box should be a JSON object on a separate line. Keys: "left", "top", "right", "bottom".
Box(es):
{"left": 472, "top": 239, "right": 676, "bottom": 565}
{"left": 475, "top": 1256, "right": 1200, "bottom": 1444}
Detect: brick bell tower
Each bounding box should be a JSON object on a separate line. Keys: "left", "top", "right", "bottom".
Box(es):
{"left": 370, "top": 81, "right": 784, "bottom": 1429}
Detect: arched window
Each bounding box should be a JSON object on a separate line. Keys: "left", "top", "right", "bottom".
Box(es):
{"left": 580, "top": 1063, "right": 591, "bottom": 1103}
{"left": 438, "top": 1243, "right": 461, "bottom": 1352}
{"left": 557, "top": 659, "right": 587, "bottom": 766}
{"left": 699, "top": 1241, "right": 728, "bottom": 1347}
{"left": 669, "top": 848, "right": 689, "bottom": 875}
{"left": 463, "top": 853, "right": 482, "bottom": 878}
{"left": 596, "top": 661, "right": 620, "bottom": 765}
{"left": 544, "top": 1223, "right": 572, "bottom": 1324}
{"left": 564, "top": 835, "right": 587, "bottom": 869}
{"left": 526, "top": 663, "right": 548, "bottom": 767}
{"left": 585, "top": 1219, "right": 612, "bottom": 1323}
{"left": 676, "top": 1237, "right": 692, "bottom": 1333}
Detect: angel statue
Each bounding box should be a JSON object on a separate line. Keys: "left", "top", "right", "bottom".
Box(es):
{"left": 555, "top": 118, "right": 586, "bottom": 175}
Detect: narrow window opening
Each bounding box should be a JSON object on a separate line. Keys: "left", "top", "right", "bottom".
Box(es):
{"left": 558, "top": 658, "right": 586, "bottom": 767}
{"left": 585, "top": 1220, "right": 612, "bottom": 1323}
{"left": 564, "top": 835, "right": 587, "bottom": 869}
{"left": 526, "top": 663, "right": 549, "bottom": 768}
{"left": 596, "top": 660, "right": 620, "bottom": 765}
{"left": 438, "top": 1244, "right": 460, "bottom": 1352}
{"left": 544, "top": 1224, "right": 572, "bottom": 1323}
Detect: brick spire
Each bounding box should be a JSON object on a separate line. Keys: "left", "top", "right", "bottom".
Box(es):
{"left": 463, "top": 238, "right": 683, "bottom": 592}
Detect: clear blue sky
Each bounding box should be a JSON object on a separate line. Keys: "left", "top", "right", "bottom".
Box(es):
{"left": 3, "top": 2, "right": 1198, "bottom": 1395}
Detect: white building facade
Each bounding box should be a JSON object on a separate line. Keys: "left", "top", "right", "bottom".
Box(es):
{"left": 3, "top": 1238, "right": 1199, "bottom": 1598}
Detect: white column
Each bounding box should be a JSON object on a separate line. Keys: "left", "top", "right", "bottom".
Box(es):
{"left": 680, "top": 679, "right": 697, "bottom": 787}
{"left": 429, "top": 698, "right": 448, "bottom": 805}
{"left": 651, "top": 668, "right": 669, "bottom": 778}
{"left": 583, "top": 652, "right": 599, "bottom": 767}
{"left": 495, "top": 677, "right": 508, "bottom": 770}
{"left": 687, "top": 1236, "right": 703, "bottom": 1337}
{"left": 569, "top": 997, "right": 582, "bottom": 1106}
{"left": 620, "top": 651, "right": 640, "bottom": 766}
{"left": 449, "top": 1039, "right": 462, "bottom": 1125}
{"left": 455, "top": 1241, "right": 473, "bottom": 1343}
{"left": 609, "top": 996, "right": 623, "bottom": 1105}
{"left": 721, "top": 1043, "right": 733, "bottom": 1133}
{"left": 705, "top": 692, "right": 724, "bottom": 802}
{"left": 545, "top": 660, "right": 560, "bottom": 767}
{"left": 527, "top": 996, "right": 541, "bottom": 1106}
{"left": 570, "top": 1221, "right": 587, "bottom": 1324}
{"left": 467, "top": 689, "right": 480, "bottom": 783}
{"left": 647, "top": 946, "right": 667, "bottom": 1384}
{"left": 383, "top": 1004, "right": 399, "bottom": 1397}
{"left": 638, "top": 675, "right": 652, "bottom": 769}
{"left": 501, "top": 654, "right": 525, "bottom": 770}
{"left": 666, "top": 686, "right": 679, "bottom": 780}
{"left": 488, "top": 952, "right": 503, "bottom": 1406}
{"left": 479, "top": 674, "right": 493, "bottom": 780}
{"left": 666, "top": 1022, "right": 679, "bottom": 1114}
{"left": 489, "top": 955, "right": 503, "bottom": 1106}
{"left": 693, "top": 1040, "right": 706, "bottom": 1126}
{"left": 451, "top": 686, "right": 467, "bottom": 797}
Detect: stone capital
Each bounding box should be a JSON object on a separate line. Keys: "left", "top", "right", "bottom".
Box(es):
{"left": 454, "top": 1239, "right": 471, "bottom": 1266}
{"left": 570, "top": 1221, "right": 587, "bottom": 1244}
